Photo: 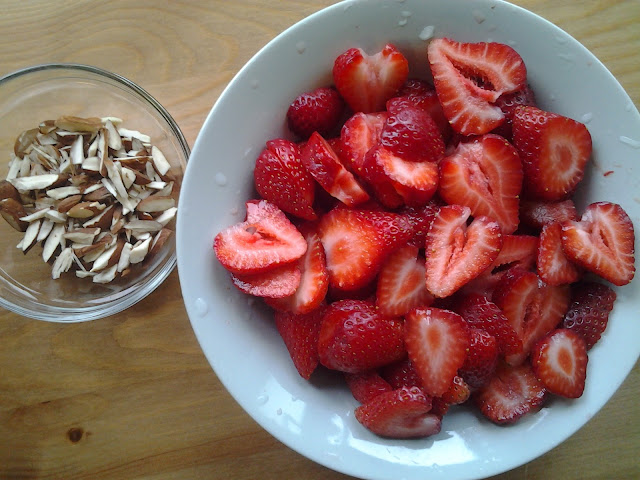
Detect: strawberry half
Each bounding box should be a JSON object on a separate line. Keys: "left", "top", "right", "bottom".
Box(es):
{"left": 438, "top": 134, "right": 523, "bottom": 234}
{"left": 459, "top": 328, "right": 499, "bottom": 389}
{"left": 275, "top": 306, "right": 325, "bottom": 380}
{"left": 400, "top": 202, "right": 441, "bottom": 248}
{"left": 537, "top": 221, "right": 582, "bottom": 286}
{"left": 340, "top": 112, "right": 388, "bottom": 175}
{"left": 214, "top": 200, "right": 307, "bottom": 275}
{"left": 379, "top": 106, "right": 445, "bottom": 162}
{"left": 561, "top": 201, "right": 635, "bottom": 286}
{"left": 286, "top": 86, "right": 345, "bottom": 139}
{"left": 345, "top": 370, "right": 393, "bottom": 404}
{"left": 405, "top": 308, "right": 470, "bottom": 397}
{"left": 425, "top": 205, "right": 503, "bottom": 298}
{"left": 520, "top": 199, "right": 578, "bottom": 230}
{"left": 512, "top": 105, "right": 592, "bottom": 201}
{"left": 562, "top": 281, "right": 616, "bottom": 349}
{"left": 531, "top": 328, "right": 588, "bottom": 398}
{"left": 355, "top": 387, "right": 441, "bottom": 439}
{"left": 427, "top": 38, "right": 527, "bottom": 135}
{"left": 333, "top": 43, "right": 409, "bottom": 113}
{"left": 231, "top": 262, "right": 301, "bottom": 298}
{"left": 253, "top": 139, "right": 317, "bottom": 220}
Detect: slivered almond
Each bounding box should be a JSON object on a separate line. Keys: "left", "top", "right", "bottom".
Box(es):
{"left": 67, "top": 201, "right": 101, "bottom": 219}
{"left": 129, "top": 237, "right": 152, "bottom": 264}
{"left": 104, "top": 119, "right": 123, "bottom": 150}
{"left": 117, "top": 242, "right": 133, "bottom": 272}
{"left": 148, "top": 228, "right": 173, "bottom": 259}
{"left": 93, "top": 264, "right": 118, "bottom": 283}
{"left": 63, "top": 227, "right": 100, "bottom": 244}
{"left": 70, "top": 135, "right": 84, "bottom": 165}
{"left": 47, "top": 186, "right": 81, "bottom": 200}
{"left": 51, "top": 247, "right": 74, "bottom": 279}
{"left": 151, "top": 146, "right": 170, "bottom": 176}
{"left": 0, "top": 180, "right": 21, "bottom": 202}
{"left": 0, "top": 198, "right": 29, "bottom": 231}
{"left": 37, "top": 218, "right": 55, "bottom": 242}
{"left": 21, "top": 219, "right": 42, "bottom": 252}
{"left": 14, "top": 128, "right": 39, "bottom": 156}
{"left": 54, "top": 115, "right": 102, "bottom": 133}
{"left": 43, "top": 223, "right": 65, "bottom": 262}
{"left": 155, "top": 207, "right": 177, "bottom": 227}
{"left": 83, "top": 204, "right": 115, "bottom": 229}
{"left": 57, "top": 194, "right": 82, "bottom": 213}
{"left": 126, "top": 219, "right": 163, "bottom": 233}
{"left": 136, "top": 195, "right": 175, "bottom": 213}
{"left": 82, "top": 156, "right": 100, "bottom": 171}
{"left": 45, "top": 209, "right": 68, "bottom": 223}
{"left": 19, "top": 208, "right": 50, "bottom": 222}
{"left": 10, "top": 174, "right": 60, "bottom": 191}
{"left": 83, "top": 186, "right": 111, "bottom": 202}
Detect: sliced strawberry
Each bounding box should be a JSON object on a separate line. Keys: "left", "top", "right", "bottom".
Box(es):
{"left": 340, "top": 112, "right": 388, "bottom": 175}
{"left": 231, "top": 262, "right": 301, "bottom": 298}
{"left": 492, "top": 268, "right": 570, "bottom": 365}
{"left": 425, "top": 205, "right": 503, "bottom": 298}
{"left": 537, "top": 222, "right": 582, "bottom": 285}
{"left": 387, "top": 88, "right": 453, "bottom": 142}
{"left": 428, "top": 38, "right": 527, "bottom": 135}
{"left": 561, "top": 201, "right": 635, "bottom": 286}
{"left": 333, "top": 43, "right": 409, "bottom": 113}
{"left": 491, "top": 84, "right": 537, "bottom": 140}
{"left": 361, "top": 145, "right": 405, "bottom": 208}
{"left": 317, "top": 207, "right": 412, "bottom": 291}
{"left": 440, "top": 375, "right": 471, "bottom": 405}
{"left": 531, "top": 329, "right": 588, "bottom": 398}
{"left": 345, "top": 370, "right": 393, "bottom": 403}
{"left": 301, "top": 131, "right": 370, "bottom": 207}
{"left": 265, "top": 223, "right": 329, "bottom": 314}
{"left": 376, "top": 244, "right": 434, "bottom": 316}
{"left": 438, "top": 134, "right": 523, "bottom": 234}
{"left": 379, "top": 106, "right": 445, "bottom": 162}
{"left": 354, "top": 386, "right": 441, "bottom": 439}
{"left": 275, "top": 306, "right": 325, "bottom": 380}
{"left": 253, "top": 139, "right": 316, "bottom": 220}
{"left": 399, "top": 202, "right": 441, "bottom": 247}
{"left": 286, "top": 86, "right": 345, "bottom": 139}
{"left": 520, "top": 199, "right": 578, "bottom": 230}
{"left": 562, "top": 281, "right": 616, "bottom": 349}
{"left": 317, "top": 299, "right": 405, "bottom": 373}
{"left": 459, "top": 328, "right": 499, "bottom": 389}
{"left": 512, "top": 105, "right": 592, "bottom": 201}
{"left": 473, "top": 361, "right": 546, "bottom": 424}
{"left": 405, "top": 308, "right": 470, "bottom": 397}
{"left": 214, "top": 200, "right": 307, "bottom": 274}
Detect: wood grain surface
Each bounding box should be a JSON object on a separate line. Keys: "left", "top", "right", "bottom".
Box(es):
{"left": 1, "top": 1, "right": 638, "bottom": 479}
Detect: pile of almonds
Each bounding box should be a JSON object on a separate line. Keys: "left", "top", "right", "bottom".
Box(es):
{"left": 0, "top": 115, "right": 178, "bottom": 283}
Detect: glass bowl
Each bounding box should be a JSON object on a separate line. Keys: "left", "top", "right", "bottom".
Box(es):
{"left": 0, "top": 64, "right": 189, "bottom": 322}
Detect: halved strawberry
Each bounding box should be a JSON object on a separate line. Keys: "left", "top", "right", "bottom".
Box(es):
{"left": 345, "top": 370, "right": 393, "bottom": 404}
{"left": 317, "top": 299, "right": 405, "bottom": 373}
{"left": 425, "top": 205, "right": 503, "bottom": 298}
{"left": 473, "top": 361, "right": 546, "bottom": 424}
{"left": 427, "top": 38, "right": 527, "bottom": 135}
{"left": 286, "top": 86, "right": 345, "bottom": 139}
{"left": 491, "top": 84, "right": 537, "bottom": 140}
{"left": 492, "top": 268, "right": 570, "bottom": 365}
{"left": 376, "top": 244, "right": 434, "bottom": 316}
{"left": 231, "top": 262, "right": 301, "bottom": 298}
{"left": 399, "top": 202, "right": 441, "bottom": 248}
{"left": 301, "top": 131, "right": 370, "bottom": 207}
{"left": 405, "top": 308, "right": 470, "bottom": 397}
{"left": 531, "top": 328, "right": 588, "bottom": 398}
{"left": 275, "top": 306, "right": 325, "bottom": 380}
{"left": 214, "top": 200, "right": 307, "bottom": 274}
{"left": 561, "top": 202, "right": 635, "bottom": 286}
{"left": 520, "top": 199, "right": 578, "bottom": 230}
{"left": 537, "top": 222, "right": 582, "bottom": 285}
{"left": 379, "top": 106, "right": 445, "bottom": 162}
{"left": 355, "top": 386, "right": 441, "bottom": 439}
{"left": 512, "top": 105, "right": 592, "bottom": 201}
{"left": 361, "top": 145, "right": 406, "bottom": 208}
{"left": 333, "top": 43, "right": 409, "bottom": 113}
{"left": 253, "top": 139, "right": 316, "bottom": 220}
{"left": 340, "top": 112, "right": 388, "bottom": 175}
{"left": 459, "top": 328, "right": 499, "bottom": 389}
{"left": 265, "top": 223, "right": 329, "bottom": 314}
{"left": 562, "top": 281, "right": 617, "bottom": 349}
{"left": 438, "top": 134, "right": 523, "bottom": 234}
{"left": 440, "top": 375, "right": 471, "bottom": 405}
{"left": 317, "top": 207, "right": 412, "bottom": 291}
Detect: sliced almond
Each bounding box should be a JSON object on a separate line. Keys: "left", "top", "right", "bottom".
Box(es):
{"left": 9, "top": 174, "right": 61, "bottom": 191}
{"left": 70, "top": 134, "right": 84, "bottom": 165}
{"left": 83, "top": 186, "right": 112, "bottom": 202}
{"left": 67, "top": 201, "right": 101, "bottom": 219}
{"left": 0, "top": 198, "right": 29, "bottom": 231}
{"left": 155, "top": 206, "right": 177, "bottom": 227}
{"left": 136, "top": 195, "right": 175, "bottom": 213}
{"left": 45, "top": 209, "right": 68, "bottom": 223}
{"left": 6, "top": 155, "right": 21, "bottom": 181}
{"left": 148, "top": 228, "right": 173, "bottom": 259}
{"left": 117, "top": 242, "right": 133, "bottom": 272}
{"left": 151, "top": 146, "right": 170, "bottom": 176}
{"left": 125, "top": 219, "right": 163, "bottom": 234}
{"left": 129, "top": 237, "right": 152, "bottom": 264}
{"left": 83, "top": 204, "right": 115, "bottom": 229}
{"left": 82, "top": 156, "right": 100, "bottom": 172}
{"left": 14, "top": 128, "right": 39, "bottom": 156}
{"left": 0, "top": 180, "right": 21, "bottom": 202}
{"left": 57, "top": 194, "right": 83, "bottom": 213}
{"left": 120, "top": 166, "right": 136, "bottom": 189}
{"left": 47, "top": 186, "right": 81, "bottom": 200}
{"left": 93, "top": 264, "right": 118, "bottom": 284}
{"left": 37, "top": 218, "right": 55, "bottom": 242}
{"left": 43, "top": 223, "right": 65, "bottom": 262}
{"left": 19, "top": 208, "right": 50, "bottom": 222}
{"left": 63, "top": 227, "right": 100, "bottom": 244}
{"left": 21, "top": 219, "right": 42, "bottom": 252}
{"left": 90, "top": 240, "right": 122, "bottom": 272}
{"left": 104, "top": 119, "right": 123, "bottom": 151}
{"left": 118, "top": 127, "right": 151, "bottom": 144}
{"left": 51, "top": 247, "right": 74, "bottom": 279}
{"left": 54, "top": 115, "right": 102, "bottom": 133}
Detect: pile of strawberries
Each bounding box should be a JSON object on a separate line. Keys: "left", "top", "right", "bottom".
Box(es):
{"left": 214, "top": 38, "right": 636, "bottom": 438}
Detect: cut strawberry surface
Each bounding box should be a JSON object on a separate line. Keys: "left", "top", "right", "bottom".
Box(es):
{"left": 333, "top": 43, "right": 409, "bottom": 114}
{"left": 214, "top": 200, "right": 307, "bottom": 274}
{"left": 405, "top": 308, "right": 470, "bottom": 397}
{"left": 345, "top": 370, "right": 393, "bottom": 404}
{"left": 317, "top": 207, "right": 412, "bottom": 291}
{"left": 438, "top": 134, "right": 523, "bottom": 234}
{"left": 473, "top": 361, "right": 546, "bottom": 424}
{"left": 275, "top": 306, "right": 325, "bottom": 380}
{"left": 561, "top": 201, "right": 635, "bottom": 286}
{"left": 459, "top": 328, "right": 499, "bottom": 389}
{"left": 520, "top": 199, "right": 578, "bottom": 230}
{"left": 361, "top": 145, "right": 406, "bottom": 208}
{"left": 531, "top": 328, "right": 588, "bottom": 398}
{"left": 301, "top": 131, "right": 370, "bottom": 207}
{"left": 428, "top": 38, "right": 527, "bottom": 135}
{"left": 254, "top": 139, "right": 317, "bottom": 220}
{"left": 562, "top": 281, "right": 616, "bottom": 349}
{"left": 231, "top": 262, "right": 301, "bottom": 298}
{"left": 355, "top": 386, "right": 441, "bottom": 439}
{"left": 425, "top": 205, "right": 503, "bottom": 298}
{"left": 512, "top": 105, "right": 592, "bottom": 201}
{"left": 376, "top": 244, "right": 434, "bottom": 316}
{"left": 286, "top": 86, "right": 345, "bottom": 139}
{"left": 340, "top": 111, "right": 388, "bottom": 175}
{"left": 537, "top": 222, "right": 582, "bottom": 286}
{"left": 317, "top": 299, "right": 405, "bottom": 373}
{"left": 379, "top": 106, "right": 445, "bottom": 162}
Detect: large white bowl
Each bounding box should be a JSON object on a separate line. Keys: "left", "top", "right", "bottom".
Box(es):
{"left": 177, "top": 1, "right": 640, "bottom": 479}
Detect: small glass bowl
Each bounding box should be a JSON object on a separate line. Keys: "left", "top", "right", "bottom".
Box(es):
{"left": 0, "top": 64, "right": 189, "bottom": 322}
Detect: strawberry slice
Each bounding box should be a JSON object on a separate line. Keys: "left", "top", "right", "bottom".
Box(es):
{"left": 459, "top": 328, "right": 499, "bottom": 389}
{"left": 231, "top": 262, "right": 301, "bottom": 298}
{"left": 275, "top": 306, "right": 325, "bottom": 380}
{"left": 491, "top": 85, "right": 537, "bottom": 140}
{"left": 214, "top": 200, "right": 307, "bottom": 274}
{"left": 379, "top": 106, "right": 445, "bottom": 162}
{"left": 340, "top": 112, "right": 388, "bottom": 175}
{"left": 333, "top": 43, "right": 409, "bottom": 113}
{"left": 286, "top": 86, "right": 345, "bottom": 139}
{"left": 317, "top": 207, "right": 412, "bottom": 291}
{"left": 427, "top": 38, "right": 527, "bottom": 135}
{"left": 537, "top": 222, "right": 582, "bottom": 286}
{"left": 438, "top": 134, "right": 523, "bottom": 234}
{"left": 265, "top": 223, "right": 329, "bottom": 314}
{"left": 354, "top": 387, "right": 441, "bottom": 439}
{"left": 254, "top": 139, "right": 317, "bottom": 220}
{"left": 520, "top": 199, "right": 578, "bottom": 230}
{"left": 345, "top": 370, "right": 393, "bottom": 404}
{"left": 425, "top": 205, "right": 503, "bottom": 298}
{"left": 473, "top": 361, "right": 546, "bottom": 424}
{"left": 361, "top": 145, "right": 405, "bottom": 208}
{"left": 512, "top": 105, "right": 592, "bottom": 201}
{"left": 405, "top": 308, "right": 470, "bottom": 397}
{"left": 317, "top": 299, "right": 405, "bottom": 373}
{"left": 561, "top": 201, "right": 635, "bottom": 286}
{"left": 531, "top": 329, "right": 588, "bottom": 398}
{"left": 376, "top": 244, "right": 434, "bottom": 316}
{"left": 562, "top": 281, "right": 616, "bottom": 349}
{"left": 492, "top": 268, "right": 570, "bottom": 365}
{"left": 301, "top": 131, "right": 370, "bottom": 207}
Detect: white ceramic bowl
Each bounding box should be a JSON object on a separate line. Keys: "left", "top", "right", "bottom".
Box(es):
{"left": 177, "top": 1, "right": 640, "bottom": 479}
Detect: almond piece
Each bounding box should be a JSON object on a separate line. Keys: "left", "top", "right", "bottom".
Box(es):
{"left": 136, "top": 195, "right": 175, "bottom": 213}
{"left": 51, "top": 247, "right": 74, "bottom": 279}
{"left": 47, "top": 186, "right": 81, "bottom": 200}
{"left": 148, "top": 228, "right": 173, "bottom": 259}
{"left": 117, "top": 242, "right": 133, "bottom": 272}
{"left": 0, "top": 198, "right": 29, "bottom": 231}
{"left": 129, "top": 237, "right": 152, "bottom": 264}
{"left": 70, "top": 134, "right": 85, "bottom": 165}
{"left": 37, "top": 218, "right": 55, "bottom": 242}
{"left": 151, "top": 146, "right": 170, "bottom": 176}
{"left": 21, "top": 219, "right": 42, "bottom": 252}
{"left": 57, "top": 194, "right": 83, "bottom": 213}
{"left": 14, "top": 128, "right": 39, "bottom": 156}
{"left": 83, "top": 186, "right": 112, "bottom": 202}
{"left": 45, "top": 209, "right": 68, "bottom": 223}
{"left": 54, "top": 115, "right": 102, "bottom": 133}
{"left": 9, "top": 174, "right": 61, "bottom": 191}
{"left": 43, "top": 223, "right": 65, "bottom": 262}
{"left": 125, "top": 219, "right": 163, "bottom": 234}
{"left": 63, "top": 227, "right": 100, "bottom": 244}
{"left": 67, "top": 201, "right": 100, "bottom": 219}
{"left": 155, "top": 207, "right": 177, "bottom": 227}
{"left": 0, "top": 180, "right": 21, "bottom": 202}
{"left": 83, "top": 204, "right": 115, "bottom": 229}
{"left": 93, "top": 264, "right": 118, "bottom": 284}
{"left": 104, "top": 119, "right": 123, "bottom": 151}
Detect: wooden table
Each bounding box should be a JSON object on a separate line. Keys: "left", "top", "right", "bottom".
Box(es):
{"left": 1, "top": 1, "right": 638, "bottom": 479}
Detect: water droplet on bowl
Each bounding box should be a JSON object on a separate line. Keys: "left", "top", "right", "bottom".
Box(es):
{"left": 620, "top": 136, "right": 640, "bottom": 149}
{"left": 419, "top": 25, "right": 435, "bottom": 41}
{"left": 194, "top": 298, "right": 208, "bottom": 317}
{"left": 296, "top": 41, "right": 306, "bottom": 54}
{"left": 276, "top": 408, "right": 283, "bottom": 415}
{"left": 472, "top": 10, "right": 486, "bottom": 24}
{"left": 257, "top": 394, "right": 269, "bottom": 405}
{"left": 251, "top": 79, "right": 259, "bottom": 90}
{"left": 580, "top": 112, "right": 593, "bottom": 124}
{"left": 215, "top": 172, "right": 228, "bottom": 186}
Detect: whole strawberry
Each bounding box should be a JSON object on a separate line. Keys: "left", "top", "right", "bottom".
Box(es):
{"left": 286, "top": 86, "right": 345, "bottom": 139}
{"left": 562, "top": 281, "right": 617, "bottom": 349}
